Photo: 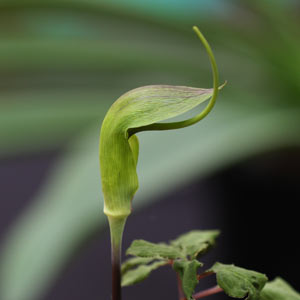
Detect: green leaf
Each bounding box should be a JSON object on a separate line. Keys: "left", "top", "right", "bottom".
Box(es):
{"left": 171, "top": 230, "right": 220, "bottom": 258}
{"left": 126, "top": 239, "right": 183, "bottom": 259}
{"left": 260, "top": 277, "right": 300, "bottom": 300}
{"left": 210, "top": 262, "right": 268, "bottom": 300}
{"left": 173, "top": 259, "right": 202, "bottom": 299}
{"left": 121, "top": 260, "right": 168, "bottom": 286}
{"left": 121, "top": 257, "right": 155, "bottom": 275}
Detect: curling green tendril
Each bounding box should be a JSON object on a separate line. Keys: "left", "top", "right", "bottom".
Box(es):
{"left": 128, "top": 26, "right": 223, "bottom": 137}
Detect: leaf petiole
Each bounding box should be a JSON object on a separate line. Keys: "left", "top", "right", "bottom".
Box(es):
{"left": 193, "top": 285, "right": 223, "bottom": 299}
{"left": 197, "top": 271, "right": 214, "bottom": 281}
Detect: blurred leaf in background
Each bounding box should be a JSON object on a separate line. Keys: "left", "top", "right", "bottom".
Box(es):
{"left": 0, "top": 0, "right": 299, "bottom": 300}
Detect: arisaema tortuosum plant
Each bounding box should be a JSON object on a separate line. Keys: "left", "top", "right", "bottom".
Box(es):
{"left": 99, "top": 26, "right": 224, "bottom": 300}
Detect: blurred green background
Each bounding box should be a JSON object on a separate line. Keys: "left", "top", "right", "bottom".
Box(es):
{"left": 0, "top": 1, "right": 299, "bottom": 300}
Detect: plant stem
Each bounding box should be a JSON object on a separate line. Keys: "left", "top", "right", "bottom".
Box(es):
{"left": 176, "top": 272, "right": 185, "bottom": 300}
{"left": 108, "top": 215, "right": 127, "bottom": 300}
{"left": 193, "top": 285, "right": 223, "bottom": 299}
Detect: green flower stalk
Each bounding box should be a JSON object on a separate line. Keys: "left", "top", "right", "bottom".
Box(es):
{"left": 99, "top": 26, "right": 223, "bottom": 300}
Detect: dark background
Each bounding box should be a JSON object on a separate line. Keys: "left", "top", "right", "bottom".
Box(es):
{"left": 1, "top": 147, "right": 299, "bottom": 299}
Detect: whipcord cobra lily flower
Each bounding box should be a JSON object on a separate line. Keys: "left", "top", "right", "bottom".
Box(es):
{"left": 99, "top": 26, "right": 225, "bottom": 300}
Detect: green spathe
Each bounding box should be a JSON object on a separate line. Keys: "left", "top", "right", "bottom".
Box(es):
{"left": 99, "top": 26, "right": 221, "bottom": 219}
{"left": 100, "top": 86, "right": 215, "bottom": 217}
